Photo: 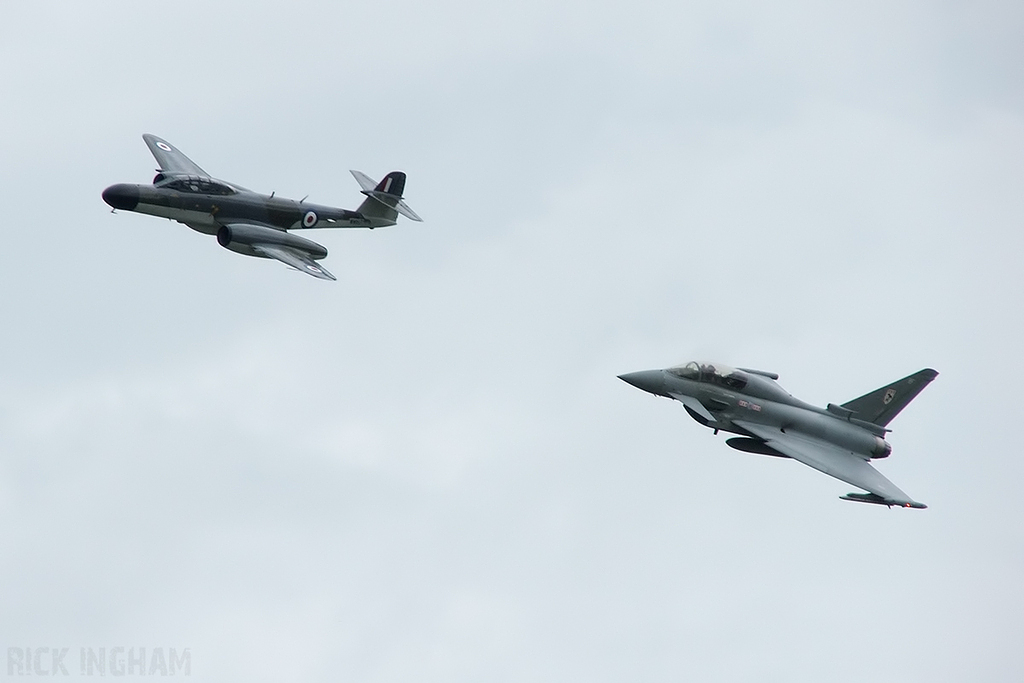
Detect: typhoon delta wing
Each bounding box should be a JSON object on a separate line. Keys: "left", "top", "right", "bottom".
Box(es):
{"left": 102, "top": 134, "right": 422, "bottom": 280}
{"left": 619, "top": 362, "right": 937, "bottom": 508}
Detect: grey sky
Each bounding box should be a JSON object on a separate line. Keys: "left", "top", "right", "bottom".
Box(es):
{"left": 1, "top": 1, "right": 1022, "bottom": 681}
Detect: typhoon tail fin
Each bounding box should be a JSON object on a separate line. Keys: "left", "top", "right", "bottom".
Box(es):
{"left": 351, "top": 170, "right": 422, "bottom": 223}
{"left": 840, "top": 369, "right": 938, "bottom": 427}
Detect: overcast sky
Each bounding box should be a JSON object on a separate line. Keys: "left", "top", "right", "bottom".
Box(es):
{"left": 1, "top": 1, "right": 1022, "bottom": 681}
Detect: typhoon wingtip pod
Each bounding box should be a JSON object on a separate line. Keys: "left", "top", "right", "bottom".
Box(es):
{"left": 620, "top": 361, "right": 937, "bottom": 508}
{"left": 840, "top": 492, "right": 928, "bottom": 509}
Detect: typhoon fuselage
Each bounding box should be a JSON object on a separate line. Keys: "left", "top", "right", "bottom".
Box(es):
{"left": 619, "top": 362, "right": 937, "bottom": 508}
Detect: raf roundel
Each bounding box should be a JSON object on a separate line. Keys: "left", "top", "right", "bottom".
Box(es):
{"left": 302, "top": 210, "right": 318, "bottom": 228}
{"left": 156, "top": 141, "right": 172, "bottom": 152}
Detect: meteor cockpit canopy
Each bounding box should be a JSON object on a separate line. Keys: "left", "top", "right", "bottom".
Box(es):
{"left": 155, "top": 175, "right": 238, "bottom": 195}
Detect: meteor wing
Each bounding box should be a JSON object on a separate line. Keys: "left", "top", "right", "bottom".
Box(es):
{"left": 733, "top": 420, "right": 926, "bottom": 508}
{"left": 143, "top": 134, "right": 209, "bottom": 177}
{"left": 252, "top": 244, "right": 336, "bottom": 281}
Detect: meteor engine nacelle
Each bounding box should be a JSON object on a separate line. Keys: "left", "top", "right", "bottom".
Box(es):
{"left": 216, "top": 224, "right": 328, "bottom": 260}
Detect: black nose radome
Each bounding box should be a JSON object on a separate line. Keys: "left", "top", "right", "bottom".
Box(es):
{"left": 102, "top": 184, "right": 139, "bottom": 210}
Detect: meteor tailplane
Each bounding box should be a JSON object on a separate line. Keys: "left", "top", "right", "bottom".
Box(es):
{"left": 351, "top": 170, "right": 422, "bottom": 223}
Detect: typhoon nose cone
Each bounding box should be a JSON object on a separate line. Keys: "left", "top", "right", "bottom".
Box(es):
{"left": 102, "top": 183, "right": 139, "bottom": 210}
{"left": 618, "top": 370, "right": 666, "bottom": 396}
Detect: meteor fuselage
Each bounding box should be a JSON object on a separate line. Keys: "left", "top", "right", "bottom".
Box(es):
{"left": 102, "top": 179, "right": 381, "bottom": 236}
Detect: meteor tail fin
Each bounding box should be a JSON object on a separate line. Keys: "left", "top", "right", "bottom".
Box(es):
{"left": 351, "top": 170, "right": 422, "bottom": 223}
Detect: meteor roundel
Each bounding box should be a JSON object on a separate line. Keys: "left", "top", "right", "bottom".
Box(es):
{"left": 303, "top": 211, "right": 318, "bottom": 228}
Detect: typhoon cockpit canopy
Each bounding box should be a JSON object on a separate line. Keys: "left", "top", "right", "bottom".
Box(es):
{"left": 667, "top": 361, "right": 748, "bottom": 390}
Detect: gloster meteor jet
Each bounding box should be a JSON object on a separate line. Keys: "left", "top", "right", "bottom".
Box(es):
{"left": 619, "top": 362, "right": 937, "bottom": 508}
{"left": 102, "top": 134, "right": 421, "bottom": 280}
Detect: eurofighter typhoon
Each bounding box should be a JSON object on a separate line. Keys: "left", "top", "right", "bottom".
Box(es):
{"left": 619, "top": 362, "right": 937, "bottom": 508}
{"left": 102, "top": 134, "right": 421, "bottom": 280}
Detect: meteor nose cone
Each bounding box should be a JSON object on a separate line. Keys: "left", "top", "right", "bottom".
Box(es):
{"left": 618, "top": 370, "right": 666, "bottom": 396}
{"left": 102, "top": 183, "right": 139, "bottom": 210}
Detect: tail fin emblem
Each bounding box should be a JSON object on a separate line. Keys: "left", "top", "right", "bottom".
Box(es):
{"left": 883, "top": 388, "right": 896, "bottom": 404}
